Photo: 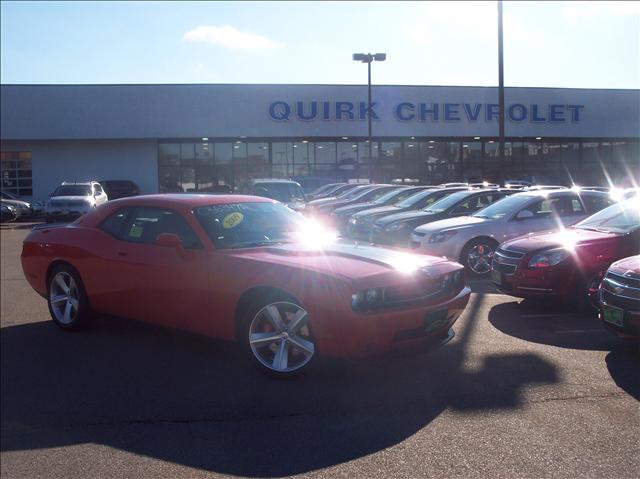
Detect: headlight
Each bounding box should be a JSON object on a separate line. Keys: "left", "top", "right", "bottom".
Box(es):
{"left": 527, "top": 249, "right": 570, "bottom": 268}
{"left": 351, "top": 288, "right": 384, "bottom": 311}
{"left": 429, "top": 230, "right": 458, "bottom": 243}
{"left": 385, "top": 222, "right": 406, "bottom": 232}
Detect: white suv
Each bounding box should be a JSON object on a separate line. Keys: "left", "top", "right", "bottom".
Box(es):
{"left": 45, "top": 181, "right": 108, "bottom": 222}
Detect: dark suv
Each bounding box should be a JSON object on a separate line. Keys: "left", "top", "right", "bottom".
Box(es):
{"left": 99, "top": 180, "right": 140, "bottom": 199}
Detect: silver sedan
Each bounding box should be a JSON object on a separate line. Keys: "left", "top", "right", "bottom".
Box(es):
{"left": 409, "top": 190, "right": 615, "bottom": 275}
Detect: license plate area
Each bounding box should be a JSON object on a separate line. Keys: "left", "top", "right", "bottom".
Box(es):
{"left": 603, "top": 305, "right": 624, "bottom": 327}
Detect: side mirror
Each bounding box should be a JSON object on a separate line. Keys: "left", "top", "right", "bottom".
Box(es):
{"left": 155, "top": 233, "right": 186, "bottom": 256}
{"left": 516, "top": 210, "right": 534, "bottom": 220}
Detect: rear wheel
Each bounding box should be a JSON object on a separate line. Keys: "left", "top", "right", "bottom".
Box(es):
{"left": 47, "top": 265, "right": 91, "bottom": 330}
{"left": 240, "top": 296, "right": 316, "bottom": 378}
{"left": 461, "top": 238, "right": 498, "bottom": 276}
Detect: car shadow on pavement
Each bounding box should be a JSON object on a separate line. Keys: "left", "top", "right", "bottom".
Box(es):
{"left": 605, "top": 346, "right": 640, "bottom": 401}
{"left": 1, "top": 293, "right": 558, "bottom": 477}
{"left": 488, "top": 300, "right": 621, "bottom": 351}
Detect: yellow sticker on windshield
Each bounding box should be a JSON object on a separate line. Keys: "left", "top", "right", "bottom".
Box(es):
{"left": 129, "top": 225, "right": 143, "bottom": 238}
{"left": 222, "top": 212, "right": 244, "bottom": 229}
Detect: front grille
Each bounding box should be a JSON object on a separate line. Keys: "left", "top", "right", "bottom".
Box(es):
{"left": 492, "top": 261, "right": 517, "bottom": 275}
{"left": 606, "top": 271, "right": 640, "bottom": 290}
{"left": 600, "top": 288, "right": 640, "bottom": 311}
{"left": 495, "top": 247, "right": 525, "bottom": 259}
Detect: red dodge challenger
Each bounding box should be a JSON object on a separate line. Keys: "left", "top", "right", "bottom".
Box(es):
{"left": 21, "top": 194, "right": 471, "bottom": 377}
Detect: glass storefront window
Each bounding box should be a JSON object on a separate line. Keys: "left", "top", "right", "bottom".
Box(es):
{"left": 247, "top": 143, "right": 269, "bottom": 180}
{"left": 581, "top": 142, "right": 601, "bottom": 186}
{"left": 337, "top": 142, "right": 359, "bottom": 182}
{"left": 461, "top": 142, "right": 482, "bottom": 183}
{"left": 379, "top": 142, "right": 402, "bottom": 184}
{"left": 1, "top": 150, "right": 33, "bottom": 196}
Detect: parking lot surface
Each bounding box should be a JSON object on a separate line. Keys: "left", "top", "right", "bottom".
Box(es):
{"left": 1, "top": 222, "right": 638, "bottom": 478}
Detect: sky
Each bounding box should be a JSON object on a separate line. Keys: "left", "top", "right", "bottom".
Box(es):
{"left": 1, "top": 1, "right": 639, "bottom": 88}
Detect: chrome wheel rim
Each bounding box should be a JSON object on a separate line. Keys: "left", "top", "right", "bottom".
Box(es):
{"left": 49, "top": 272, "right": 79, "bottom": 325}
{"left": 249, "top": 302, "right": 315, "bottom": 373}
{"left": 467, "top": 244, "right": 495, "bottom": 274}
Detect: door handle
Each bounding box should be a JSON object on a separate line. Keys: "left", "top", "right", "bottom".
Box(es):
{"left": 117, "top": 251, "right": 128, "bottom": 257}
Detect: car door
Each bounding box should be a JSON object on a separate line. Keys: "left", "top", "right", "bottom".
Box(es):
{"left": 504, "top": 196, "right": 564, "bottom": 240}
{"left": 93, "top": 206, "right": 212, "bottom": 332}
{"left": 93, "top": 183, "right": 108, "bottom": 204}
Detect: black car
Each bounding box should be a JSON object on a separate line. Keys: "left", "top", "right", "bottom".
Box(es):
{"left": 309, "top": 185, "right": 399, "bottom": 218}
{"left": 1, "top": 203, "right": 18, "bottom": 222}
{"left": 306, "top": 183, "right": 347, "bottom": 201}
{"left": 306, "top": 184, "right": 377, "bottom": 214}
{"left": 99, "top": 180, "right": 140, "bottom": 199}
{"left": 370, "top": 188, "right": 514, "bottom": 247}
{"left": 346, "top": 187, "right": 466, "bottom": 241}
{"left": 330, "top": 186, "right": 429, "bottom": 235}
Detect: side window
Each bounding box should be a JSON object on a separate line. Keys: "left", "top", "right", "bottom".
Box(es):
{"left": 120, "top": 207, "right": 202, "bottom": 249}
{"left": 451, "top": 199, "right": 474, "bottom": 215}
{"left": 100, "top": 208, "right": 131, "bottom": 239}
{"left": 93, "top": 184, "right": 103, "bottom": 195}
{"left": 582, "top": 195, "right": 615, "bottom": 214}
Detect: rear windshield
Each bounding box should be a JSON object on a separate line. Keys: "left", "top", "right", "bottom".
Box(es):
{"left": 52, "top": 185, "right": 92, "bottom": 196}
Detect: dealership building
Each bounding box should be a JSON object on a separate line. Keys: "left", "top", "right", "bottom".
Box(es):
{"left": 1, "top": 84, "right": 638, "bottom": 200}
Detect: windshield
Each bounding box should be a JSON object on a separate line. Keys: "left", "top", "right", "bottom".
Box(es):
{"left": 397, "top": 190, "right": 438, "bottom": 208}
{"left": 253, "top": 183, "right": 305, "bottom": 202}
{"left": 372, "top": 188, "right": 405, "bottom": 205}
{"left": 424, "top": 191, "right": 471, "bottom": 213}
{"left": 309, "top": 183, "right": 338, "bottom": 196}
{"left": 52, "top": 185, "right": 92, "bottom": 196}
{"left": 574, "top": 200, "right": 640, "bottom": 234}
{"left": 344, "top": 186, "right": 375, "bottom": 200}
{"left": 195, "top": 202, "right": 312, "bottom": 249}
{"left": 473, "top": 194, "right": 533, "bottom": 219}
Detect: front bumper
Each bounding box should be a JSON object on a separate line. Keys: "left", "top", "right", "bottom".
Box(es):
{"left": 599, "top": 286, "right": 640, "bottom": 340}
{"left": 314, "top": 286, "right": 471, "bottom": 358}
{"left": 491, "top": 258, "right": 575, "bottom": 299}
{"left": 370, "top": 225, "right": 412, "bottom": 247}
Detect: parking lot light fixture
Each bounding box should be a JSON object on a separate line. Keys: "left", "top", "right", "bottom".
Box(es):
{"left": 353, "top": 52, "right": 386, "bottom": 182}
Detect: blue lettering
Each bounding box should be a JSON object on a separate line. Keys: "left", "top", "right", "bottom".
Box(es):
{"left": 395, "top": 102, "right": 415, "bottom": 121}
{"left": 359, "top": 101, "right": 379, "bottom": 120}
{"left": 322, "top": 102, "right": 331, "bottom": 120}
{"left": 530, "top": 104, "right": 546, "bottom": 122}
{"left": 296, "top": 101, "right": 317, "bottom": 120}
{"left": 335, "top": 101, "right": 355, "bottom": 120}
{"left": 485, "top": 104, "right": 499, "bottom": 121}
{"left": 419, "top": 103, "right": 439, "bottom": 121}
{"left": 268, "top": 101, "right": 290, "bottom": 121}
{"left": 463, "top": 103, "right": 482, "bottom": 121}
{"left": 566, "top": 104, "right": 584, "bottom": 123}
{"left": 508, "top": 104, "right": 527, "bottom": 122}
{"left": 549, "top": 104, "right": 565, "bottom": 122}
{"left": 444, "top": 103, "right": 461, "bottom": 121}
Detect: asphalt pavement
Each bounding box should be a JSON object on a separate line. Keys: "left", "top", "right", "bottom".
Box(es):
{"left": 1, "top": 221, "right": 638, "bottom": 478}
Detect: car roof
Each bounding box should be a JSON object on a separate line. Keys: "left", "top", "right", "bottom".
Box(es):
{"left": 106, "top": 193, "right": 274, "bottom": 208}
{"left": 250, "top": 178, "right": 301, "bottom": 184}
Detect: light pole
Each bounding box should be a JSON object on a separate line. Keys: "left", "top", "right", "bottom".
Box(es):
{"left": 353, "top": 52, "right": 386, "bottom": 182}
{"left": 497, "top": 1, "right": 505, "bottom": 184}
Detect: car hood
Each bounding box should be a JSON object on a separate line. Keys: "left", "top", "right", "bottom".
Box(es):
{"left": 501, "top": 227, "right": 618, "bottom": 253}
{"left": 333, "top": 202, "right": 377, "bottom": 216}
{"left": 374, "top": 210, "right": 440, "bottom": 226}
{"left": 414, "top": 215, "right": 489, "bottom": 234}
{"left": 223, "top": 241, "right": 456, "bottom": 287}
{"left": 1, "top": 199, "right": 30, "bottom": 208}
{"left": 307, "top": 196, "right": 338, "bottom": 207}
{"left": 49, "top": 196, "right": 93, "bottom": 202}
{"left": 608, "top": 255, "right": 640, "bottom": 276}
{"left": 352, "top": 205, "right": 401, "bottom": 219}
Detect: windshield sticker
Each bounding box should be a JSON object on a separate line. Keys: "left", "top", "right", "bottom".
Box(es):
{"left": 223, "top": 212, "right": 244, "bottom": 229}
{"left": 128, "top": 225, "right": 143, "bottom": 238}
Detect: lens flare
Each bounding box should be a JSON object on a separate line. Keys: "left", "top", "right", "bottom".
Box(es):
{"left": 293, "top": 219, "right": 337, "bottom": 248}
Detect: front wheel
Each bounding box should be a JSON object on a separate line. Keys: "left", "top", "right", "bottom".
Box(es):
{"left": 47, "top": 265, "right": 91, "bottom": 330}
{"left": 241, "top": 298, "right": 316, "bottom": 378}
{"left": 461, "top": 238, "right": 498, "bottom": 276}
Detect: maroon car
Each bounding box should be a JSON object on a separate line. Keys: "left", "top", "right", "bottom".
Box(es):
{"left": 599, "top": 255, "right": 640, "bottom": 340}
{"left": 491, "top": 199, "right": 640, "bottom": 311}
